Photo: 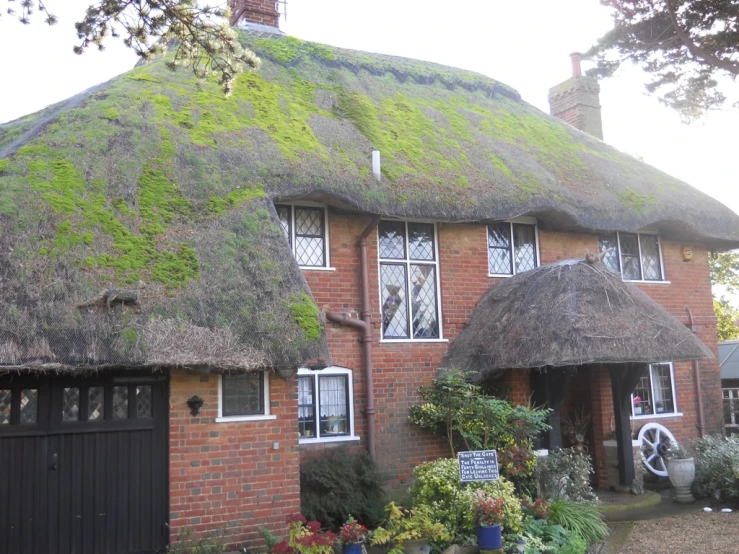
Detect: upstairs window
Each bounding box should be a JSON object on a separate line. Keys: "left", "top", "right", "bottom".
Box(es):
{"left": 276, "top": 204, "right": 329, "bottom": 268}
{"left": 487, "top": 222, "right": 539, "bottom": 276}
{"left": 598, "top": 232, "right": 664, "bottom": 281}
{"left": 632, "top": 363, "right": 678, "bottom": 418}
{"left": 379, "top": 221, "right": 441, "bottom": 340}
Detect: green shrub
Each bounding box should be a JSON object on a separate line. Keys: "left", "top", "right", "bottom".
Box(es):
{"left": 409, "top": 458, "right": 523, "bottom": 540}
{"left": 536, "top": 449, "right": 598, "bottom": 502}
{"left": 300, "top": 448, "right": 387, "bottom": 530}
{"left": 693, "top": 435, "right": 739, "bottom": 503}
{"left": 166, "top": 528, "right": 226, "bottom": 554}
{"left": 548, "top": 500, "right": 609, "bottom": 543}
{"left": 518, "top": 519, "right": 586, "bottom": 554}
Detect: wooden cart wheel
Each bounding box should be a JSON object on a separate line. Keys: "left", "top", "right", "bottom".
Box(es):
{"left": 637, "top": 422, "right": 677, "bottom": 477}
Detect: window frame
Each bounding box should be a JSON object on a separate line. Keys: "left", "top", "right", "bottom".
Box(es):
{"left": 377, "top": 219, "right": 445, "bottom": 343}
{"left": 275, "top": 202, "right": 333, "bottom": 270}
{"left": 298, "top": 367, "right": 359, "bottom": 444}
{"left": 723, "top": 388, "right": 739, "bottom": 431}
{"left": 599, "top": 231, "right": 667, "bottom": 283}
{"left": 486, "top": 220, "right": 540, "bottom": 277}
{"left": 630, "top": 362, "right": 682, "bottom": 420}
{"left": 216, "top": 371, "right": 276, "bottom": 423}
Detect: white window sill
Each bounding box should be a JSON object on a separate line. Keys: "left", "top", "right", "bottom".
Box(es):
{"left": 380, "top": 338, "right": 449, "bottom": 344}
{"left": 631, "top": 412, "right": 683, "bottom": 421}
{"left": 624, "top": 280, "right": 671, "bottom": 285}
{"left": 300, "top": 266, "right": 336, "bottom": 272}
{"left": 299, "top": 435, "right": 361, "bottom": 445}
{"left": 215, "top": 414, "right": 277, "bottom": 423}
{"left": 488, "top": 273, "right": 514, "bottom": 278}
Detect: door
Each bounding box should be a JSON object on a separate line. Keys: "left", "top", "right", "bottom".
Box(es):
{"left": 0, "top": 372, "right": 169, "bottom": 554}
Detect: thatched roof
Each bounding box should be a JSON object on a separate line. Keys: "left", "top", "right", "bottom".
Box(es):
{"left": 441, "top": 259, "right": 713, "bottom": 379}
{"left": 0, "top": 30, "right": 736, "bottom": 371}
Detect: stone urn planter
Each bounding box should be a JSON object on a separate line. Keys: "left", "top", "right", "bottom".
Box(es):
{"left": 402, "top": 539, "right": 431, "bottom": 554}
{"left": 666, "top": 457, "right": 696, "bottom": 503}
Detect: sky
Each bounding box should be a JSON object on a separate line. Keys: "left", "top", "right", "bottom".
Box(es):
{"left": 1, "top": 0, "right": 737, "bottom": 219}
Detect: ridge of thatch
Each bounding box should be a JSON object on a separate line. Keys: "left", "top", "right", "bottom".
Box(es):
{"left": 441, "top": 259, "right": 713, "bottom": 379}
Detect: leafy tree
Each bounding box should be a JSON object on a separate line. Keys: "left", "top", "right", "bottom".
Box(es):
{"left": 709, "top": 251, "right": 739, "bottom": 341}
{"left": 586, "top": 0, "right": 739, "bottom": 119}
{"left": 1, "top": 0, "right": 258, "bottom": 94}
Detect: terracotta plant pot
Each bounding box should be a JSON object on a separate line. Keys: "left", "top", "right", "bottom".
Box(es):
{"left": 666, "top": 457, "right": 695, "bottom": 503}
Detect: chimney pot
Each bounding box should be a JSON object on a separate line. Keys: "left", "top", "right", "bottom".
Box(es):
{"left": 548, "top": 53, "right": 603, "bottom": 140}
{"left": 570, "top": 52, "right": 582, "bottom": 77}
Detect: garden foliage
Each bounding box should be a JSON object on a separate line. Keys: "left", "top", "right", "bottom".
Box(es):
{"left": 535, "top": 448, "right": 598, "bottom": 502}
{"left": 300, "top": 448, "right": 386, "bottom": 530}
{"left": 547, "top": 500, "right": 609, "bottom": 543}
{"left": 370, "top": 502, "right": 449, "bottom": 554}
{"left": 166, "top": 527, "right": 226, "bottom": 554}
{"left": 693, "top": 435, "right": 739, "bottom": 504}
{"left": 517, "top": 519, "right": 587, "bottom": 554}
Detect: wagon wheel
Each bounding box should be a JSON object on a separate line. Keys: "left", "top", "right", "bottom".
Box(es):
{"left": 637, "top": 422, "right": 677, "bottom": 477}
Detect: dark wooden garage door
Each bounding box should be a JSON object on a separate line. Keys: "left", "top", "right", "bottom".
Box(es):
{"left": 0, "top": 372, "right": 169, "bottom": 554}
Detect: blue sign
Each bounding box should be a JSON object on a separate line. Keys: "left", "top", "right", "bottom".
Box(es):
{"left": 457, "top": 450, "right": 499, "bottom": 483}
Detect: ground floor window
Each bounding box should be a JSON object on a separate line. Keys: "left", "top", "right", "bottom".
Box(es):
{"left": 631, "top": 363, "right": 677, "bottom": 417}
{"left": 298, "top": 367, "right": 357, "bottom": 442}
{"left": 723, "top": 388, "right": 739, "bottom": 435}
{"left": 217, "top": 372, "right": 274, "bottom": 422}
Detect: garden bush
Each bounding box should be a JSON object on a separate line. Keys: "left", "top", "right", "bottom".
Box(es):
{"left": 535, "top": 448, "right": 598, "bottom": 502}
{"left": 517, "top": 519, "right": 587, "bottom": 554}
{"left": 548, "top": 500, "right": 609, "bottom": 543}
{"left": 693, "top": 435, "right": 739, "bottom": 504}
{"left": 409, "top": 458, "right": 523, "bottom": 541}
{"left": 300, "top": 448, "right": 387, "bottom": 530}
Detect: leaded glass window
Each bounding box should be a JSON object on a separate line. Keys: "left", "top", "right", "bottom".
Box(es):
{"left": 379, "top": 221, "right": 440, "bottom": 340}
{"left": 298, "top": 369, "right": 354, "bottom": 441}
{"left": 724, "top": 389, "right": 739, "bottom": 435}
{"left": 0, "top": 389, "right": 10, "bottom": 425}
{"left": 62, "top": 387, "right": 80, "bottom": 422}
{"left": 275, "top": 204, "right": 328, "bottom": 267}
{"left": 222, "top": 373, "right": 265, "bottom": 417}
{"left": 113, "top": 386, "right": 129, "bottom": 419}
{"left": 20, "top": 389, "right": 38, "bottom": 424}
{"left": 631, "top": 363, "right": 677, "bottom": 417}
{"left": 298, "top": 377, "right": 316, "bottom": 438}
{"left": 487, "top": 222, "right": 538, "bottom": 275}
{"left": 598, "top": 232, "right": 664, "bottom": 281}
{"left": 136, "top": 386, "right": 152, "bottom": 418}
{"left": 88, "top": 387, "right": 105, "bottom": 421}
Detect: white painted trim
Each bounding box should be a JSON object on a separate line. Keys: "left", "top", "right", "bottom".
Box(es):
{"left": 297, "top": 367, "right": 358, "bottom": 442}
{"left": 300, "top": 266, "right": 337, "bottom": 272}
{"left": 485, "top": 220, "right": 540, "bottom": 277}
{"left": 380, "top": 338, "right": 449, "bottom": 344}
{"left": 624, "top": 279, "right": 671, "bottom": 285}
{"left": 217, "top": 372, "right": 270, "bottom": 421}
{"left": 299, "top": 435, "right": 361, "bottom": 445}
{"left": 278, "top": 203, "right": 331, "bottom": 269}
{"left": 631, "top": 412, "right": 684, "bottom": 421}
{"left": 603, "top": 440, "right": 641, "bottom": 447}
{"left": 608, "top": 231, "right": 666, "bottom": 282}
{"left": 630, "top": 362, "right": 678, "bottom": 418}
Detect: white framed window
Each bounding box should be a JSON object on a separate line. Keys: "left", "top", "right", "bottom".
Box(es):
{"left": 216, "top": 372, "right": 276, "bottom": 423}
{"left": 631, "top": 363, "right": 680, "bottom": 419}
{"left": 275, "top": 204, "right": 331, "bottom": 269}
{"left": 298, "top": 367, "right": 359, "bottom": 443}
{"left": 723, "top": 388, "right": 739, "bottom": 434}
{"left": 598, "top": 232, "right": 665, "bottom": 282}
{"left": 487, "top": 221, "right": 539, "bottom": 276}
{"left": 378, "top": 220, "right": 443, "bottom": 341}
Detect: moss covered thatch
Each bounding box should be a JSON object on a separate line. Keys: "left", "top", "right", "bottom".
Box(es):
{"left": 0, "top": 30, "right": 736, "bottom": 371}
{"left": 441, "top": 259, "right": 713, "bottom": 380}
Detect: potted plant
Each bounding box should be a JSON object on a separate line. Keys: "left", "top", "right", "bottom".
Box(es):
{"left": 473, "top": 492, "right": 505, "bottom": 551}
{"left": 339, "top": 517, "right": 367, "bottom": 554}
{"left": 665, "top": 444, "right": 695, "bottom": 503}
{"left": 370, "top": 502, "right": 448, "bottom": 554}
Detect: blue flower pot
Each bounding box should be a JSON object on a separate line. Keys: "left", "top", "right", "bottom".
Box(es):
{"left": 476, "top": 523, "right": 502, "bottom": 551}
{"left": 342, "top": 542, "right": 363, "bottom": 554}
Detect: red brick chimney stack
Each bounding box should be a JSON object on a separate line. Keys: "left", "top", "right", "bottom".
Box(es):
{"left": 229, "top": 0, "right": 280, "bottom": 28}
{"left": 548, "top": 53, "right": 603, "bottom": 140}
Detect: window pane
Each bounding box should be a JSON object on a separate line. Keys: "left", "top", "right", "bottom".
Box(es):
{"left": 410, "top": 265, "right": 439, "bottom": 339}
{"left": 513, "top": 224, "right": 537, "bottom": 272}
{"left": 20, "top": 389, "right": 38, "bottom": 424}
{"left": 222, "top": 373, "right": 264, "bottom": 417}
{"left": 488, "top": 224, "right": 512, "bottom": 275}
{"left": 632, "top": 368, "right": 653, "bottom": 416}
{"left": 113, "top": 386, "right": 129, "bottom": 420}
{"left": 598, "top": 233, "right": 620, "bottom": 274}
{"left": 298, "top": 377, "right": 316, "bottom": 438}
{"left": 88, "top": 387, "right": 104, "bottom": 421}
{"left": 619, "top": 233, "right": 642, "bottom": 280}
{"left": 640, "top": 235, "right": 662, "bottom": 281}
{"left": 295, "top": 237, "right": 325, "bottom": 266}
{"left": 0, "top": 389, "right": 10, "bottom": 425}
{"left": 379, "top": 221, "right": 406, "bottom": 259}
{"left": 295, "top": 208, "right": 325, "bottom": 266}
{"left": 408, "top": 223, "right": 435, "bottom": 261}
{"left": 276, "top": 204, "right": 291, "bottom": 247}
{"left": 652, "top": 364, "right": 675, "bottom": 414}
{"left": 137, "top": 386, "right": 152, "bottom": 418}
{"left": 381, "top": 263, "right": 409, "bottom": 338}
{"left": 63, "top": 387, "right": 80, "bottom": 422}
{"left": 319, "top": 375, "right": 348, "bottom": 436}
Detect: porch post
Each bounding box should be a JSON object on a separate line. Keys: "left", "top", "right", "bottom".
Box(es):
{"left": 545, "top": 369, "right": 573, "bottom": 449}
{"left": 608, "top": 364, "right": 645, "bottom": 486}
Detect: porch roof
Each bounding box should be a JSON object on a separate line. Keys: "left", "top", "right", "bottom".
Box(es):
{"left": 441, "top": 258, "right": 713, "bottom": 380}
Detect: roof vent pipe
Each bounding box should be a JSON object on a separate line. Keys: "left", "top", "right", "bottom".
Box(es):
{"left": 372, "top": 150, "right": 381, "bottom": 181}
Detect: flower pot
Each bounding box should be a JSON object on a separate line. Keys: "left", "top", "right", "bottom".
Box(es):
{"left": 343, "top": 542, "right": 364, "bottom": 554}
{"left": 666, "top": 457, "right": 695, "bottom": 503}
{"left": 476, "top": 524, "right": 502, "bottom": 551}
{"left": 402, "top": 538, "right": 431, "bottom": 554}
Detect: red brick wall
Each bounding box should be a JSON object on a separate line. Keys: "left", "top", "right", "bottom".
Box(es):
{"left": 229, "top": 0, "right": 279, "bottom": 27}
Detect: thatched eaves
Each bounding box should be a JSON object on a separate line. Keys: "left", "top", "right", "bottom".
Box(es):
{"left": 441, "top": 259, "right": 713, "bottom": 380}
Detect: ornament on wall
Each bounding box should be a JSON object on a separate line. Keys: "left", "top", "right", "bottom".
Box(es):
{"left": 187, "top": 395, "right": 204, "bottom": 416}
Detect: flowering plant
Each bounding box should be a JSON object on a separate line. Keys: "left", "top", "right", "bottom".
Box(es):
{"left": 339, "top": 516, "right": 368, "bottom": 544}
{"left": 370, "top": 502, "right": 449, "bottom": 554}
{"left": 521, "top": 498, "right": 551, "bottom": 520}
{"left": 473, "top": 492, "right": 505, "bottom": 526}
{"left": 279, "top": 514, "right": 338, "bottom": 554}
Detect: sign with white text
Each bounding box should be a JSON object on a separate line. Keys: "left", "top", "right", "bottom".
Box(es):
{"left": 457, "top": 450, "right": 500, "bottom": 483}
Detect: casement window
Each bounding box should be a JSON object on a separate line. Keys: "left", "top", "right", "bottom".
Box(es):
{"left": 298, "top": 367, "right": 357, "bottom": 443}
{"left": 216, "top": 372, "right": 275, "bottom": 422}
{"left": 723, "top": 389, "right": 739, "bottom": 434}
{"left": 487, "top": 222, "right": 539, "bottom": 276}
{"left": 378, "top": 221, "right": 442, "bottom": 341}
{"left": 276, "top": 204, "right": 329, "bottom": 268}
{"left": 598, "top": 232, "right": 664, "bottom": 281}
{"left": 631, "top": 363, "right": 679, "bottom": 418}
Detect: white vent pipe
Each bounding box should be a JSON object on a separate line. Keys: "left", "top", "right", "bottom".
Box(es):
{"left": 372, "top": 150, "right": 381, "bottom": 181}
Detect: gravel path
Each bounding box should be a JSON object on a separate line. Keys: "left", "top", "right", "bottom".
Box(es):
{"left": 617, "top": 511, "right": 739, "bottom": 553}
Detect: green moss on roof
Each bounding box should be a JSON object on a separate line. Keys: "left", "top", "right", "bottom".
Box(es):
{"left": 290, "top": 292, "right": 323, "bottom": 341}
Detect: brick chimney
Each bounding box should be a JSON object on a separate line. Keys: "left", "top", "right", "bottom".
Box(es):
{"left": 548, "top": 53, "right": 603, "bottom": 140}
{"left": 229, "top": 0, "right": 280, "bottom": 29}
